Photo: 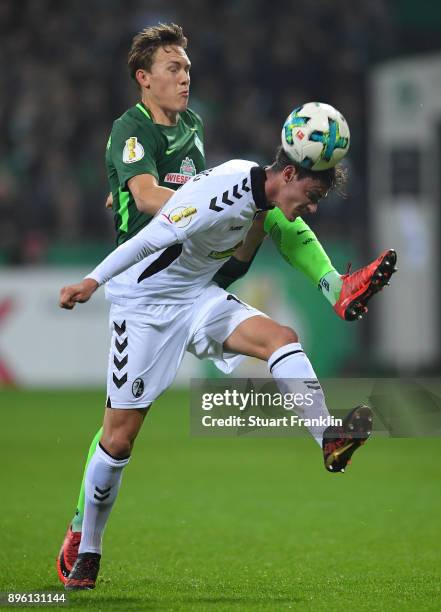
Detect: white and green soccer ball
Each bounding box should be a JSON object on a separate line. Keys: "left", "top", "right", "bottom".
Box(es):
{"left": 281, "top": 102, "right": 350, "bottom": 170}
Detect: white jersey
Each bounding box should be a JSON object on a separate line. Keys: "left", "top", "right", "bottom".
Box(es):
{"left": 87, "top": 160, "right": 273, "bottom": 305}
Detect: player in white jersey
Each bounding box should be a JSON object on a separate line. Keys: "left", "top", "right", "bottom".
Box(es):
{"left": 59, "top": 156, "right": 375, "bottom": 590}
{"left": 103, "top": 160, "right": 262, "bottom": 305}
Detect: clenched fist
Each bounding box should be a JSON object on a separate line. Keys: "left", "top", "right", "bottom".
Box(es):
{"left": 59, "top": 278, "right": 99, "bottom": 310}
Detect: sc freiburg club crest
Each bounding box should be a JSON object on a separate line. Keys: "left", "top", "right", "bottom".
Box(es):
{"left": 132, "top": 378, "right": 144, "bottom": 398}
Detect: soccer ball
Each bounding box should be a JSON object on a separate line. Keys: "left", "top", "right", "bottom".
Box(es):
{"left": 281, "top": 102, "right": 350, "bottom": 171}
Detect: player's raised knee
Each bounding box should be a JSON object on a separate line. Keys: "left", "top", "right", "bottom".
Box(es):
{"left": 265, "top": 325, "right": 298, "bottom": 356}
{"left": 278, "top": 325, "right": 298, "bottom": 345}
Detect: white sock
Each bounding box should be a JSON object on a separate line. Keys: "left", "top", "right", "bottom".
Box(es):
{"left": 79, "top": 443, "right": 130, "bottom": 555}
{"left": 319, "top": 270, "right": 343, "bottom": 306}
{"left": 268, "top": 342, "right": 331, "bottom": 446}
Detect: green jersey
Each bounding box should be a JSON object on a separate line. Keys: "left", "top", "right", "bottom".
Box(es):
{"left": 106, "top": 102, "right": 205, "bottom": 245}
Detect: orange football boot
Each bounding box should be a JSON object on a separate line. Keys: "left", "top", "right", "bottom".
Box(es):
{"left": 334, "top": 249, "right": 397, "bottom": 321}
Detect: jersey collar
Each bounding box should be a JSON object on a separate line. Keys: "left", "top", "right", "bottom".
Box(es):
{"left": 250, "top": 166, "right": 273, "bottom": 210}
{"left": 136, "top": 102, "right": 152, "bottom": 121}
{"left": 136, "top": 102, "right": 182, "bottom": 126}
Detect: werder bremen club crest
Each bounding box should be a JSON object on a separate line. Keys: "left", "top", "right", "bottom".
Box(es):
{"left": 180, "top": 157, "right": 196, "bottom": 177}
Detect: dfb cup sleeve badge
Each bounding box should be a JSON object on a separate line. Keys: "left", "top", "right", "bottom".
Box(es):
{"left": 132, "top": 378, "right": 144, "bottom": 398}
{"left": 169, "top": 206, "right": 197, "bottom": 228}
{"left": 123, "top": 137, "right": 144, "bottom": 163}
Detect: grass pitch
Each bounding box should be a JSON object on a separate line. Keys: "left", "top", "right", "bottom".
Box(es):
{"left": 1, "top": 389, "right": 440, "bottom": 611}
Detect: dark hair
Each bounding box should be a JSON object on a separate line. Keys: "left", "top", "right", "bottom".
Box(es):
{"left": 270, "top": 146, "right": 347, "bottom": 195}
{"left": 128, "top": 23, "right": 188, "bottom": 87}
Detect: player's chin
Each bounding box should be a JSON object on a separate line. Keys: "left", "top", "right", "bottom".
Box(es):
{"left": 278, "top": 207, "right": 296, "bottom": 223}
{"left": 175, "top": 96, "right": 189, "bottom": 111}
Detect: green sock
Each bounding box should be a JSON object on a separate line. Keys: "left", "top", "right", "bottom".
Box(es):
{"left": 264, "top": 208, "right": 341, "bottom": 306}
{"left": 71, "top": 426, "right": 103, "bottom": 532}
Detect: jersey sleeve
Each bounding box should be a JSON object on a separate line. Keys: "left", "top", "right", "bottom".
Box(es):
{"left": 110, "top": 117, "right": 161, "bottom": 187}
{"left": 86, "top": 214, "right": 186, "bottom": 286}
{"left": 158, "top": 191, "right": 218, "bottom": 240}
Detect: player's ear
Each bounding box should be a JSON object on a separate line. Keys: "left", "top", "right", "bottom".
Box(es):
{"left": 282, "top": 165, "right": 296, "bottom": 184}
{"left": 136, "top": 69, "right": 151, "bottom": 90}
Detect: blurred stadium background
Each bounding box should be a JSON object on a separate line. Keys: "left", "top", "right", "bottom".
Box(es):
{"left": 1, "top": 0, "right": 441, "bottom": 386}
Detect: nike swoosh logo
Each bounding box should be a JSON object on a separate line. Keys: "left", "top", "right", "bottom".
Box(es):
{"left": 296, "top": 229, "right": 308, "bottom": 235}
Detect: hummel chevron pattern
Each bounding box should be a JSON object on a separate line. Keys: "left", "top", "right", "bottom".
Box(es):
{"left": 112, "top": 372, "right": 127, "bottom": 388}
{"left": 114, "top": 321, "right": 126, "bottom": 335}
{"left": 222, "top": 191, "right": 234, "bottom": 206}
{"left": 115, "top": 338, "right": 128, "bottom": 353}
{"left": 232, "top": 185, "right": 243, "bottom": 199}
{"left": 94, "top": 486, "right": 111, "bottom": 502}
{"left": 209, "top": 197, "right": 223, "bottom": 212}
{"left": 113, "top": 355, "right": 128, "bottom": 371}
{"left": 209, "top": 178, "right": 250, "bottom": 212}
{"left": 113, "top": 319, "right": 128, "bottom": 388}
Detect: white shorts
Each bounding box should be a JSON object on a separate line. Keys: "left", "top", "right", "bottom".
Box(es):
{"left": 106, "top": 283, "right": 265, "bottom": 408}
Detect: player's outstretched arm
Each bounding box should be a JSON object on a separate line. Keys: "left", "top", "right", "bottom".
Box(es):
{"left": 59, "top": 217, "right": 184, "bottom": 309}
{"left": 59, "top": 279, "right": 99, "bottom": 310}
{"left": 87, "top": 218, "right": 183, "bottom": 286}
{"left": 212, "top": 214, "right": 266, "bottom": 289}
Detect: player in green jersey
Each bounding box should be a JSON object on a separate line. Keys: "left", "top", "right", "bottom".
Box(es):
{"left": 57, "top": 23, "right": 396, "bottom": 585}
{"left": 57, "top": 24, "right": 206, "bottom": 583}
{"left": 106, "top": 100, "right": 204, "bottom": 245}
{"left": 107, "top": 29, "right": 205, "bottom": 246}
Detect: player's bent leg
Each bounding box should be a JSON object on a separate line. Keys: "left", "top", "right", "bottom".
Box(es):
{"left": 223, "top": 315, "right": 299, "bottom": 361}
{"left": 223, "top": 314, "right": 372, "bottom": 468}
{"left": 264, "top": 209, "right": 398, "bottom": 321}
{"left": 224, "top": 316, "right": 331, "bottom": 445}
{"left": 190, "top": 286, "right": 371, "bottom": 472}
